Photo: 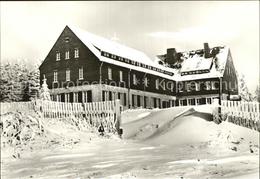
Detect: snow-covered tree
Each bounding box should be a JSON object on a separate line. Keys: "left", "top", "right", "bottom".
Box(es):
{"left": 237, "top": 73, "right": 254, "bottom": 102}
{"left": 0, "top": 62, "right": 40, "bottom": 102}
{"left": 39, "top": 76, "right": 51, "bottom": 101}
{"left": 23, "top": 67, "right": 40, "bottom": 101}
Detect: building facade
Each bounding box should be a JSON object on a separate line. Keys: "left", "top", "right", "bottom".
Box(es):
{"left": 39, "top": 25, "right": 238, "bottom": 109}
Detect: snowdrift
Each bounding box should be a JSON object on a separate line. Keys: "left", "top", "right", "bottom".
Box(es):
{"left": 121, "top": 106, "right": 259, "bottom": 152}
{"left": 0, "top": 111, "right": 109, "bottom": 158}
{"left": 1, "top": 112, "right": 44, "bottom": 147}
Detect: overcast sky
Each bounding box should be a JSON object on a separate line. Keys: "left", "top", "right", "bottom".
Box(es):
{"left": 1, "top": 1, "right": 259, "bottom": 91}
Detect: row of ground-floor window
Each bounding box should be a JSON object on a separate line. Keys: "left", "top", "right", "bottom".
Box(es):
{"left": 50, "top": 90, "right": 217, "bottom": 109}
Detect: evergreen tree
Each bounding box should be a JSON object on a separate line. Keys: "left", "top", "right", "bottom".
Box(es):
{"left": 0, "top": 61, "right": 40, "bottom": 102}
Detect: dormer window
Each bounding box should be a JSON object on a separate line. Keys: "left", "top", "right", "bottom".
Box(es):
{"left": 56, "top": 52, "right": 60, "bottom": 61}
{"left": 65, "top": 50, "right": 70, "bottom": 59}
{"left": 74, "top": 48, "right": 79, "bottom": 58}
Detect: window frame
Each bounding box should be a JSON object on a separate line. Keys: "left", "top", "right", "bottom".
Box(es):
{"left": 66, "top": 69, "right": 70, "bottom": 81}
{"left": 205, "top": 81, "right": 211, "bottom": 90}
{"left": 155, "top": 79, "right": 159, "bottom": 89}
{"left": 74, "top": 48, "right": 79, "bottom": 58}
{"left": 133, "top": 74, "right": 137, "bottom": 85}
{"left": 108, "top": 67, "right": 112, "bottom": 80}
{"left": 195, "top": 82, "right": 200, "bottom": 91}
{"left": 119, "top": 70, "right": 123, "bottom": 82}
{"left": 53, "top": 71, "right": 58, "bottom": 83}
{"left": 65, "top": 50, "right": 70, "bottom": 60}
{"left": 144, "top": 77, "right": 148, "bottom": 87}
{"left": 79, "top": 67, "right": 83, "bottom": 80}
{"left": 56, "top": 51, "right": 60, "bottom": 61}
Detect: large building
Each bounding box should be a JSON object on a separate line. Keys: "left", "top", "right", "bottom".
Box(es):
{"left": 39, "top": 25, "right": 238, "bottom": 109}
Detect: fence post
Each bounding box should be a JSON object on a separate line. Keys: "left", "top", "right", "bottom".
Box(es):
{"left": 115, "top": 99, "right": 122, "bottom": 136}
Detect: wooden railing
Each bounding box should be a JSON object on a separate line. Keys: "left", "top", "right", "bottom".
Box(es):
{"left": 220, "top": 100, "right": 260, "bottom": 131}
{"left": 0, "top": 100, "right": 122, "bottom": 134}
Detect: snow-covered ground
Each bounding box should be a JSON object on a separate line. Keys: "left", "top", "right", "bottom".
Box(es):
{"left": 1, "top": 106, "right": 259, "bottom": 179}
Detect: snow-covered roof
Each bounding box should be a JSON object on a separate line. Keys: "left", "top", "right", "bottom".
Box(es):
{"left": 68, "top": 25, "right": 176, "bottom": 79}
{"left": 68, "top": 25, "right": 230, "bottom": 82}
{"left": 180, "top": 54, "right": 213, "bottom": 73}
{"left": 164, "top": 46, "right": 229, "bottom": 81}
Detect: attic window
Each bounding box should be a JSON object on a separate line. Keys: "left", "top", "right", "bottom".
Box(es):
{"left": 56, "top": 51, "right": 60, "bottom": 61}
{"left": 65, "top": 37, "right": 70, "bottom": 43}
{"left": 74, "top": 48, "right": 79, "bottom": 58}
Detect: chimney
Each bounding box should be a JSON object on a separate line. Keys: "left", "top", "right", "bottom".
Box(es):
{"left": 166, "top": 48, "right": 178, "bottom": 65}
{"left": 204, "top": 43, "right": 210, "bottom": 58}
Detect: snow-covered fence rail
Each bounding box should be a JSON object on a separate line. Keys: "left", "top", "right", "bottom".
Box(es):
{"left": 220, "top": 100, "right": 260, "bottom": 131}
{"left": 0, "top": 100, "right": 122, "bottom": 135}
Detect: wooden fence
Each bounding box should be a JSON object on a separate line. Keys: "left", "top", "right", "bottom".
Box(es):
{"left": 220, "top": 100, "right": 260, "bottom": 131}
{"left": 0, "top": 100, "right": 122, "bottom": 134}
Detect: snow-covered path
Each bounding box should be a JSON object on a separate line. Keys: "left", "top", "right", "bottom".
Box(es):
{"left": 2, "top": 138, "right": 259, "bottom": 179}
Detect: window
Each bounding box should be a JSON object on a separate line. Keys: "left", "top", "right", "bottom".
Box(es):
{"left": 132, "top": 94, "right": 135, "bottom": 107}
{"left": 123, "top": 93, "right": 127, "bottom": 106}
{"left": 205, "top": 81, "right": 211, "bottom": 90}
{"left": 195, "top": 82, "right": 200, "bottom": 91}
{"left": 211, "top": 81, "right": 217, "bottom": 90}
{"left": 162, "top": 81, "right": 166, "bottom": 90}
{"left": 74, "top": 48, "right": 79, "bottom": 58}
{"left": 188, "top": 99, "right": 195, "bottom": 105}
{"left": 186, "top": 83, "right": 191, "bottom": 92}
{"left": 53, "top": 71, "right": 58, "bottom": 82}
{"left": 196, "top": 98, "right": 201, "bottom": 105}
{"left": 66, "top": 69, "right": 70, "bottom": 81}
{"left": 180, "top": 100, "right": 184, "bottom": 106}
{"left": 108, "top": 67, "right": 112, "bottom": 80}
{"left": 119, "top": 71, "right": 123, "bottom": 82}
{"left": 65, "top": 37, "right": 70, "bottom": 43}
{"left": 79, "top": 67, "right": 83, "bottom": 80}
{"left": 133, "top": 74, "right": 137, "bottom": 85}
{"left": 144, "top": 77, "right": 148, "bottom": 87}
{"left": 206, "top": 98, "right": 212, "bottom": 104}
{"left": 65, "top": 50, "right": 70, "bottom": 59}
{"left": 56, "top": 52, "right": 60, "bottom": 61}
{"left": 144, "top": 96, "right": 147, "bottom": 108}
{"left": 153, "top": 98, "right": 157, "bottom": 108}
{"left": 155, "top": 79, "right": 159, "bottom": 89}
{"left": 170, "top": 82, "right": 174, "bottom": 92}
